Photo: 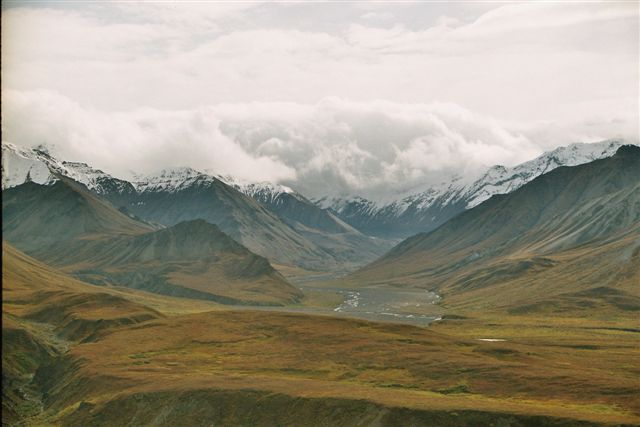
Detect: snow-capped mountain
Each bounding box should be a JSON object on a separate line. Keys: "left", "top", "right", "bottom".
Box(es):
{"left": 3, "top": 139, "right": 633, "bottom": 241}
{"left": 215, "top": 174, "right": 302, "bottom": 206}
{"left": 317, "top": 140, "right": 632, "bottom": 238}
{"left": 462, "top": 139, "right": 627, "bottom": 209}
{"left": 132, "top": 167, "right": 215, "bottom": 193}
{"left": 1, "top": 142, "right": 134, "bottom": 195}
{"left": 215, "top": 174, "right": 364, "bottom": 235}
{"left": 1, "top": 142, "right": 58, "bottom": 188}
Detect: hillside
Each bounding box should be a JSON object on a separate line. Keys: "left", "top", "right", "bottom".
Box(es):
{"left": 2, "top": 242, "right": 163, "bottom": 424}
{"left": 2, "top": 178, "right": 153, "bottom": 252}
{"left": 3, "top": 180, "right": 302, "bottom": 305}
{"left": 347, "top": 145, "right": 640, "bottom": 310}
{"left": 34, "top": 219, "right": 302, "bottom": 305}
{"left": 119, "top": 168, "right": 346, "bottom": 270}
{"left": 3, "top": 246, "right": 639, "bottom": 426}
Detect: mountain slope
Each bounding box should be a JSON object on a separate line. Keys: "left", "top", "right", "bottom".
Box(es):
{"left": 347, "top": 145, "right": 640, "bottom": 310}
{"left": 3, "top": 180, "right": 301, "bottom": 305}
{"left": 33, "top": 219, "right": 302, "bottom": 305}
{"left": 219, "top": 176, "right": 395, "bottom": 267}
{"left": 320, "top": 140, "right": 631, "bottom": 238}
{"left": 220, "top": 177, "right": 355, "bottom": 234}
{"left": 116, "top": 168, "right": 342, "bottom": 270}
{"left": 2, "top": 178, "right": 153, "bottom": 252}
{"left": 1, "top": 146, "right": 346, "bottom": 270}
{"left": 2, "top": 241, "right": 164, "bottom": 423}
{"left": 1, "top": 145, "right": 341, "bottom": 269}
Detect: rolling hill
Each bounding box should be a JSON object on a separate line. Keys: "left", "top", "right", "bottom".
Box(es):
{"left": 347, "top": 145, "right": 640, "bottom": 311}
{"left": 3, "top": 243, "right": 638, "bottom": 426}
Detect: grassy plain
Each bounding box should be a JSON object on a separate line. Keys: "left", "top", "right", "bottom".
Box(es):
{"left": 3, "top": 243, "right": 639, "bottom": 426}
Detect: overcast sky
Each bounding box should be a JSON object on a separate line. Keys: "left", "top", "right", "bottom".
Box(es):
{"left": 2, "top": 1, "right": 638, "bottom": 199}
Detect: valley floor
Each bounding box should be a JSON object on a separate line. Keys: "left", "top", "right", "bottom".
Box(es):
{"left": 5, "top": 293, "right": 640, "bottom": 426}
{"left": 3, "top": 246, "right": 639, "bottom": 426}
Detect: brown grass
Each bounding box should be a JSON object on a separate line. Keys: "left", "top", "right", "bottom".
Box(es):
{"left": 4, "top": 242, "right": 640, "bottom": 425}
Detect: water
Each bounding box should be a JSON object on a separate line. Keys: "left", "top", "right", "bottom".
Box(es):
{"left": 302, "top": 286, "right": 442, "bottom": 326}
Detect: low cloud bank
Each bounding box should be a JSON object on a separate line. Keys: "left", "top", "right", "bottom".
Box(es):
{"left": 2, "top": 90, "right": 636, "bottom": 200}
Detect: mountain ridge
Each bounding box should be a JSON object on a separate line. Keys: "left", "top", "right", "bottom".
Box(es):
{"left": 3, "top": 179, "right": 301, "bottom": 305}
{"left": 316, "top": 139, "right": 633, "bottom": 238}
{"left": 344, "top": 145, "right": 640, "bottom": 310}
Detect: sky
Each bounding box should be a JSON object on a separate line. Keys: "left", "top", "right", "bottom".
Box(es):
{"left": 2, "top": 1, "right": 638, "bottom": 200}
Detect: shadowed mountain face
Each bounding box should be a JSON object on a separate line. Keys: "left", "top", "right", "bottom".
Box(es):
{"left": 107, "top": 174, "right": 344, "bottom": 271}
{"left": 2, "top": 178, "right": 153, "bottom": 252}
{"left": 348, "top": 146, "right": 640, "bottom": 309}
{"left": 226, "top": 184, "right": 395, "bottom": 267}
{"left": 2, "top": 180, "right": 301, "bottom": 305}
{"left": 2, "top": 143, "right": 390, "bottom": 271}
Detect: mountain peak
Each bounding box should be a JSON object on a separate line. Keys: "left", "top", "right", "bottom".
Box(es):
{"left": 133, "top": 167, "right": 213, "bottom": 193}
{"left": 2, "top": 141, "right": 133, "bottom": 194}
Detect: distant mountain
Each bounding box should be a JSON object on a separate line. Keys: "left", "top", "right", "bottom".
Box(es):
{"left": 3, "top": 179, "right": 301, "bottom": 305}
{"left": 3, "top": 139, "right": 630, "bottom": 267}
{"left": 317, "top": 140, "right": 631, "bottom": 238}
{"left": 2, "top": 142, "right": 391, "bottom": 270}
{"left": 347, "top": 145, "right": 640, "bottom": 311}
{"left": 217, "top": 175, "right": 393, "bottom": 268}
{"left": 119, "top": 167, "right": 345, "bottom": 270}
{"left": 218, "top": 175, "right": 354, "bottom": 234}
{"left": 1, "top": 142, "right": 135, "bottom": 196}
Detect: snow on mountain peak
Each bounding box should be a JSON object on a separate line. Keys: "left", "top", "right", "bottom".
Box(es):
{"left": 214, "top": 173, "right": 304, "bottom": 205}
{"left": 313, "top": 140, "right": 633, "bottom": 227}
{"left": 463, "top": 139, "right": 627, "bottom": 208}
{"left": 2, "top": 142, "right": 58, "bottom": 188}
{"left": 1, "top": 141, "right": 133, "bottom": 194}
{"left": 132, "top": 167, "right": 214, "bottom": 193}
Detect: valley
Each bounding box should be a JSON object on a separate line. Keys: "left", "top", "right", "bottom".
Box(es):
{"left": 3, "top": 244, "right": 639, "bottom": 426}
{"left": 2, "top": 142, "right": 640, "bottom": 426}
{"left": 4, "top": 1, "right": 640, "bottom": 425}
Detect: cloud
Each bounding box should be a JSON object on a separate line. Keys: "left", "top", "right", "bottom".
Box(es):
{"left": 1, "top": 90, "right": 296, "bottom": 183}
{"left": 2, "top": 2, "right": 636, "bottom": 122}
{"left": 1, "top": 2, "right": 637, "bottom": 199}
{"left": 4, "top": 90, "right": 573, "bottom": 200}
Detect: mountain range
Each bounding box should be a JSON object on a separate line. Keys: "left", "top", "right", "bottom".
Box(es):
{"left": 344, "top": 144, "right": 640, "bottom": 312}
{"left": 3, "top": 141, "right": 640, "bottom": 426}
{"left": 316, "top": 139, "right": 628, "bottom": 238}
{"left": 2, "top": 139, "right": 630, "bottom": 270}
{"left": 2, "top": 143, "right": 390, "bottom": 271}
{"left": 3, "top": 177, "right": 301, "bottom": 305}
